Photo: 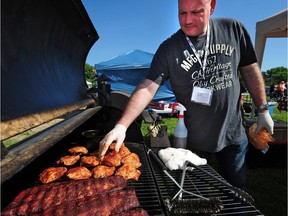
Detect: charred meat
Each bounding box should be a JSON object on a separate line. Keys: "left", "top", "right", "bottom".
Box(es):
{"left": 30, "top": 189, "right": 143, "bottom": 216}
{"left": 2, "top": 176, "right": 127, "bottom": 216}
{"left": 111, "top": 208, "right": 149, "bottom": 216}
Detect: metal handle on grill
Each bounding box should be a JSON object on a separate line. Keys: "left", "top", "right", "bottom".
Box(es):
{"left": 147, "top": 149, "right": 167, "bottom": 171}
{"left": 147, "top": 149, "right": 181, "bottom": 188}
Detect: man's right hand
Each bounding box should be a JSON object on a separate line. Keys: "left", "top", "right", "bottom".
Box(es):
{"left": 98, "top": 124, "right": 127, "bottom": 158}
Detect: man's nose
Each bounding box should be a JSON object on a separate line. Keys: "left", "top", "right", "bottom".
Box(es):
{"left": 184, "top": 13, "right": 194, "bottom": 24}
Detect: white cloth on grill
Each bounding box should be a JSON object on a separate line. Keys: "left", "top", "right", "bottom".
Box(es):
{"left": 158, "top": 147, "right": 207, "bottom": 171}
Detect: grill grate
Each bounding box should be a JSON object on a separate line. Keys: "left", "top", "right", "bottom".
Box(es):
{"left": 149, "top": 151, "right": 264, "bottom": 216}
{"left": 2, "top": 140, "right": 264, "bottom": 216}
{"left": 125, "top": 143, "right": 167, "bottom": 215}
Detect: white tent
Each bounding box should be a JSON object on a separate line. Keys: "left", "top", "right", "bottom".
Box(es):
{"left": 255, "top": 9, "right": 288, "bottom": 68}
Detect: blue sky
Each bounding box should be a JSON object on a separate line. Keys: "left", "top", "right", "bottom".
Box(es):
{"left": 82, "top": 0, "right": 287, "bottom": 72}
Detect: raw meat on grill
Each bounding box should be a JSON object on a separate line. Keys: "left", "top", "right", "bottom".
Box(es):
{"left": 39, "top": 167, "right": 67, "bottom": 184}
{"left": 1, "top": 176, "right": 127, "bottom": 216}
{"left": 121, "top": 152, "right": 142, "bottom": 168}
{"left": 30, "top": 189, "right": 141, "bottom": 216}
{"left": 68, "top": 146, "right": 88, "bottom": 155}
{"left": 80, "top": 155, "right": 100, "bottom": 167}
{"left": 115, "top": 165, "right": 141, "bottom": 180}
{"left": 56, "top": 155, "right": 80, "bottom": 166}
{"left": 92, "top": 165, "right": 116, "bottom": 178}
{"left": 66, "top": 167, "right": 92, "bottom": 180}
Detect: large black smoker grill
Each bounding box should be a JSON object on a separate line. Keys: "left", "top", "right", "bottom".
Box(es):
{"left": 1, "top": 1, "right": 264, "bottom": 215}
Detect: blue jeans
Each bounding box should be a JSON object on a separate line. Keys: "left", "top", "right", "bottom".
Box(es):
{"left": 190, "top": 139, "right": 248, "bottom": 190}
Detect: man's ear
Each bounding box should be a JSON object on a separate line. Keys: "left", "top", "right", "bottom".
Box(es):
{"left": 210, "top": 0, "right": 216, "bottom": 15}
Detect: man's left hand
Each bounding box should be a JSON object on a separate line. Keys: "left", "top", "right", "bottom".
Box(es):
{"left": 256, "top": 112, "right": 274, "bottom": 134}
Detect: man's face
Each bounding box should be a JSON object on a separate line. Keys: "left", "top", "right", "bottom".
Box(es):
{"left": 178, "top": 0, "right": 215, "bottom": 37}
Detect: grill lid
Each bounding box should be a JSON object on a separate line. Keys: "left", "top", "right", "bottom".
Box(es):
{"left": 1, "top": 0, "right": 99, "bottom": 140}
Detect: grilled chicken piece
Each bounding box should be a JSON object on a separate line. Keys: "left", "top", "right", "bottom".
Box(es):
{"left": 66, "top": 167, "right": 92, "bottom": 180}
{"left": 92, "top": 165, "right": 116, "bottom": 178}
{"left": 68, "top": 146, "right": 88, "bottom": 155}
{"left": 81, "top": 156, "right": 100, "bottom": 167}
{"left": 121, "top": 153, "right": 142, "bottom": 168}
{"left": 101, "top": 151, "right": 122, "bottom": 167}
{"left": 39, "top": 167, "right": 67, "bottom": 184}
{"left": 100, "top": 143, "right": 133, "bottom": 167}
{"left": 109, "top": 143, "right": 131, "bottom": 159}
{"left": 56, "top": 155, "right": 80, "bottom": 166}
{"left": 115, "top": 165, "right": 141, "bottom": 181}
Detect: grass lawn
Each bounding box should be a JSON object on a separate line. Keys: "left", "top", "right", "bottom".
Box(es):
{"left": 247, "top": 163, "right": 287, "bottom": 216}
{"left": 141, "top": 105, "right": 287, "bottom": 216}
{"left": 271, "top": 102, "right": 288, "bottom": 122}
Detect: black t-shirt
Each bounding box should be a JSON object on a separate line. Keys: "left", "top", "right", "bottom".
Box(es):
{"left": 146, "top": 18, "right": 257, "bottom": 152}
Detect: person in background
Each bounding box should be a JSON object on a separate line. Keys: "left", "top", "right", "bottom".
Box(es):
{"left": 276, "top": 81, "right": 286, "bottom": 97}
{"left": 99, "top": 0, "right": 274, "bottom": 190}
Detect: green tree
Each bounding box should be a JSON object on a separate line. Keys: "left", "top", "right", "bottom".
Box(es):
{"left": 265, "top": 66, "right": 288, "bottom": 85}
{"left": 85, "top": 63, "right": 96, "bottom": 87}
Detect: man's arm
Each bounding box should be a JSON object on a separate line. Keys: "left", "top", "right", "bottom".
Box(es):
{"left": 117, "top": 79, "right": 160, "bottom": 127}
{"left": 98, "top": 79, "right": 160, "bottom": 156}
{"left": 240, "top": 62, "right": 274, "bottom": 134}
{"left": 240, "top": 62, "right": 267, "bottom": 108}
